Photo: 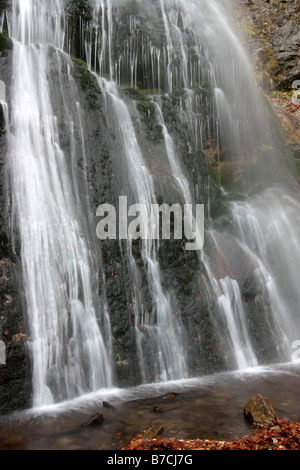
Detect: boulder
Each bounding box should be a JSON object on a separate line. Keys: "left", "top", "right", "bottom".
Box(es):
{"left": 244, "top": 394, "right": 277, "bottom": 426}
{"left": 164, "top": 392, "right": 179, "bottom": 399}
{"left": 142, "top": 424, "right": 164, "bottom": 440}
{"left": 80, "top": 412, "right": 105, "bottom": 427}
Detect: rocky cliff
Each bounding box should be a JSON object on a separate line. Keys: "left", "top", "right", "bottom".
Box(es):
{"left": 232, "top": 0, "right": 300, "bottom": 170}
{"left": 0, "top": 31, "right": 32, "bottom": 414}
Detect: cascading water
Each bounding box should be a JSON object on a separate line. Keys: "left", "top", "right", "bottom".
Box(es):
{"left": 231, "top": 188, "right": 300, "bottom": 350}
{"left": 77, "top": 0, "right": 300, "bottom": 373}
{"left": 0, "top": 80, "right": 8, "bottom": 135}
{"left": 6, "top": 0, "right": 112, "bottom": 407}
{"left": 97, "top": 78, "right": 188, "bottom": 382}
{"left": 2, "top": 0, "right": 300, "bottom": 410}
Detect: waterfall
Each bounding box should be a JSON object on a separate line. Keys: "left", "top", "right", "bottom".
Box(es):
{"left": 231, "top": 188, "right": 300, "bottom": 350}
{"left": 97, "top": 78, "right": 188, "bottom": 382}
{"left": 0, "top": 80, "right": 8, "bottom": 132}
{"left": 2, "top": 0, "right": 300, "bottom": 409}
{"left": 7, "top": 0, "right": 112, "bottom": 407}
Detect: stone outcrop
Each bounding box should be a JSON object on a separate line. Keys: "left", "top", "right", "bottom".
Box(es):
{"left": 232, "top": 0, "right": 300, "bottom": 176}
{"left": 244, "top": 394, "right": 277, "bottom": 426}
{"left": 0, "top": 34, "right": 32, "bottom": 415}
{"left": 142, "top": 424, "right": 164, "bottom": 440}
{"left": 232, "top": 0, "right": 300, "bottom": 92}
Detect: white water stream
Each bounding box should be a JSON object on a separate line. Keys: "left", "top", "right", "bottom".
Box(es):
{"left": 7, "top": 0, "right": 112, "bottom": 406}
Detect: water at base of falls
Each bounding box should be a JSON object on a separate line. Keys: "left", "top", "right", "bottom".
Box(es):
{"left": 2, "top": 0, "right": 300, "bottom": 409}
{"left": 1, "top": 363, "right": 300, "bottom": 450}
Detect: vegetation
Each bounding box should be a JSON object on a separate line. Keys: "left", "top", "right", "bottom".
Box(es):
{"left": 0, "top": 33, "right": 13, "bottom": 56}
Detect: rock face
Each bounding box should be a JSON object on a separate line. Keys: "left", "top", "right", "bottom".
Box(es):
{"left": 233, "top": 0, "right": 300, "bottom": 177}
{"left": 0, "top": 35, "right": 33, "bottom": 415}
{"left": 232, "top": 0, "right": 300, "bottom": 92}
{"left": 244, "top": 394, "right": 277, "bottom": 426}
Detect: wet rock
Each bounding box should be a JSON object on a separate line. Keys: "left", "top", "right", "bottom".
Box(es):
{"left": 0, "top": 31, "right": 33, "bottom": 415}
{"left": 0, "top": 33, "right": 13, "bottom": 55}
{"left": 80, "top": 412, "right": 105, "bottom": 427}
{"left": 233, "top": 0, "right": 300, "bottom": 91}
{"left": 164, "top": 392, "right": 179, "bottom": 399}
{"left": 152, "top": 406, "right": 163, "bottom": 413}
{"left": 103, "top": 401, "right": 114, "bottom": 410}
{"left": 244, "top": 394, "right": 277, "bottom": 426}
{"left": 142, "top": 424, "right": 164, "bottom": 440}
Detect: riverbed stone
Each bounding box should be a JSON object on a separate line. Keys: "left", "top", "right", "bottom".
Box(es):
{"left": 244, "top": 394, "right": 277, "bottom": 426}
{"left": 142, "top": 424, "right": 164, "bottom": 440}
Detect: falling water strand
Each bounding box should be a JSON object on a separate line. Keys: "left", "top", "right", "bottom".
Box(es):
{"left": 82, "top": 0, "right": 299, "bottom": 372}
{"left": 97, "top": 78, "right": 188, "bottom": 382}
{"left": 152, "top": 98, "right": 258, "bottom": 370}
{"left": 8, "top": 0, "right": 112, "bottom": 406}
{"left": 145, "top": 1, "right": 298, "bottom": 370}
{"left": 231, "top": 188, "right": 300, "bottom": 350}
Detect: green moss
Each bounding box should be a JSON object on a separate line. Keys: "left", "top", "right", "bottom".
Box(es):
{"left": 74, "top": 57, "right": 88, "bottom": 69}
{"left": 141, "top": 89, "right": 161, "bottom": 96}
{"left": 121, "top": 87, "right": 163, "bottom": 141}
{"left": 192, "top": 83, "right": 213, "bottom": 98}
{"left": 73, "top": 58, "right": 94, "bottom": 90}
{"left": 209, "top": 191, "right": 246, "bottom": 232}
{"left": 210, "top": 194, "right": 230, "bottom": 219}
{"left": 72, "top": 58, "right": 100, "bottom": 111}
{"left": 122, "top": 86, "right": 150, "bottom": 102}
{"left": 136, "top": 100, "right": 152, "bottom": 112}
{"left": 0, "top": 33, "right": 13, "bottom": 55}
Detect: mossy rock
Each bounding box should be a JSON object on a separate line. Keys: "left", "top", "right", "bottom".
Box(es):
{"left": 210, "top": 194, "right": 232, "bottom": 222}
{"left": 122, "top": 86, "right": 150, "bottom": 102}
{"left": 192, "top": 82, "right": 213, "bottom": 98}
{"left": 0, "top": 33, "right": 13, "bottom": 55}
{"left": 72, "top": 58, "right": 101, "bottom": 111}
{"left": 73, "top": 58, "right": 96, "bottom": 91}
